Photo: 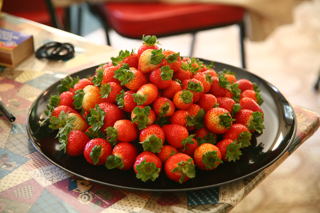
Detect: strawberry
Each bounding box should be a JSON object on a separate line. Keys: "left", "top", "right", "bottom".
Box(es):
{"left": 193, "top": 72, "right": 213, "bottom": 94}
{"left": 170, "top": 110, "right": 189, "bottom": 127}
{"left": 164, "top": 153, "right": 196, "bottom": 183}
{"left": 105, "top": 142, "right": 138, "bottom": 170}
{"left": 100, "top": 82, "right": 122, "bottom": 104}
{"left": 149, "top": 66, "right": 173, "bottom": 89}
{"left": 204, "top": 107, "right": 235, "bottom": 134}
{"left": 133, "top": 83, "right": 158, "bottom": 106}
{"left": 73, "top": 85, "right": 103, "bottom": 113}
{"left": 173, "top": 68, "right": 194, "bottom": 82}
{"left": 182, "top": 78, "right": 204, "bottom": 103}
{"left": 111, "top": 49, "right": 138, "bottom": 68}
{"left": 194, "top": 143, "right": 223, "bottom": 170}
{"left": 134, "top": 151, "right": 162, "bottom": 182}
{"left": 173, "top": 89, "right": 193, "bottom": 110}
{"left": 202, "top": 69, "right": 217, "bottom": 79}
{"left": 236, "top": 79, "right": 254, "bottom": 92}
{"left": 162, "top": 124, "right": 194, "bottom": 149}
{"left": 106, "top": 119, "right": 139, "bottom": 145}
{"left": 224, "top": 73, "right": 237, "bottom": 84}
{"left": 216, "top": 139, "right": 242, "bottom": 162}
{"left": 67, "top": 112, "right": 90, "bottom": 132}
{"left": 210, "top": 76, "right": 233, "bottom": 98}
{"left": 83, "top": 138, "right": 112, "bottom": 165}
{"left": 198, "top": 94, "right": 217, "bottom": 112}
{"left": 98, "top": 102, "right": 125, "bottom": 132}
{"left": 137, "top": 35, "right": 160, "bottom": 59}
{"left": 139, "top": 124, "right": 165, "bottom": 153}
{"left": 178, "top": 138, "right": 198, "bottom": 158}
{"left": 49, "top": 110, "right": 89, "bottom": 132}
{"left": 185, "top": 104, "right": 205, "bottom": 130}
{"left": 223, "top": 123, "right": 252, "bottom": 148}
{"left": 239, "top": 97, "right": 263, "bottom": 114}
{"left": 234, "top": 109, "right": 265, "bottom": 134}
{"left": 116, "top": 90, "right": 137, "bottom": 113}
{"left": 160, "top": 50, "right": 182, "bottom": 72}
{"left": 101, "top": 65, "right": 121, "bottom": 85}
{"left": 138, "top": 48, "right": 164, "bottom": 74}
{"left": 58, "top": 91, "right": 76, "bottom": 109}
{"left": 216, "top": 97, "right": 241, "bottom": 117}
{"left": 63, "top": 130, "right": 90, "bottom": 157}
{"left": 240, "top": 89, "right": 263, "bottom": 105}
{"left": 194, "top": 127, "right": 217, "bottom": 146}
{"left": 162, "top": 80, "right": 182, "bottom": 99}
{"left": 50, "top": 105, "right": 78, "bottom": 119}
{"left": 152, "top": 97, "right": 175, "bottom": 117}
{"left": 131, "top": 106, "right": 156, "bottom": 130}
{"left": 113, "top": 64, "right": 148, "bottom": 91}
{"left": 157, "top": 145, "right": 178, "bottom": 163}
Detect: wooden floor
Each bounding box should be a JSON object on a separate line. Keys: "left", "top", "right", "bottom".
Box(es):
{"left": 84, "top": 1, "right": 320, "bottom": 212}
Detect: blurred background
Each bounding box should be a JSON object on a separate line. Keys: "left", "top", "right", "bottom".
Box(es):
{"left": 2, "top": 0, "right": 320, "bottom": 212}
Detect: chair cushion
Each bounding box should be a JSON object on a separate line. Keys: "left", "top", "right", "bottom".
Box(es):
{"left": 103, "top": 3, "right": 245, "bottom": 38}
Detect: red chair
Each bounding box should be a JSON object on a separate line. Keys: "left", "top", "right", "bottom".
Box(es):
{"left": 88, "top": 2, "right": 246, "bottom": 68}
{"left": 1, "top": 0, "right": 65, "bottom": 29}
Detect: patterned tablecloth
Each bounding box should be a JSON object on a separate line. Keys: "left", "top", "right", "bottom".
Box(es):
{"left": 0, "top": 13, "right": 319, "bottom": 213}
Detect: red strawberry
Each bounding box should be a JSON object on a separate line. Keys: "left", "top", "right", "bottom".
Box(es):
{"left": 100, "top": 82, "right": 122, "bottom": 104}
{"left": 133, "top": 83, "right": 158, "bottom": 106}
{"left": 173, "top": 68, "right": 194, "bottom": 82}
{"left": 239, "top": 97, "right": 263, "bottom": 114}
{"left": 234, "top": 109, "right": 265, "bottom": 134}
{"left": 178, "top": 138, "right": 198, "bottom": 158}
{"left": 134, "top": 151, "right": 162, "bottom": 182}
{"left": 193, "top": 72, "right": 213, "bottom": 94}
{"left": 137, "top": 35, "right": 160, "bottom": 59}
{"left": 216, "top": 139, "right": 242, "bottom": 162}
{"left": 59, "top": 91, "right": 75, "bottom": 109}
{"left": 157, "top": 145, "right": 178, "bottom": 163}
{"left": 50, "top": 110, "right": 89, "bottom": 132}
{"left": 73, "top": 85, "right": 103, "bottom": 113}
{"left": 149, "top": 66, "right": 173, "bottom": 89}
{"left": 162, "top": 124, "right": 194, "bottom": 149}
{"left": 131, "top": 106, "right": 156, "bottom": 130}
{"left": 204, "top": 107, "right": 234, "bottom": 134}
{"left": 83, "top": 138, "right": 112, "bottom": 165}
{"left": 138, "top": 48, "right": 164, "bottom": 74}
{"left": 101, "top": 65, "right": 121, "bottom": 85}
{"left": 72, "top": 78, "right": 94, "bottom": 92}
{"left": 63, "top": 130, "right": 90, "bottom": 157}
{"left": 111, "top": 49, "right": 138, "bottom": 68}
{"left": 236, "top": 79, "right": 254, "bottom": 92}
{"left": 114, "top": 64, "right": 148, "bottom": 91}
{"left": 202, "top": 69, "right": 217, "bottom": 78}
{"left": 98, "top": 102, "right": 125, "bottom": 132}
{"left": 51, "top": 105, "right": 77, "bottom": 118}
{"left": 240, "top": 89, "right": 263, "bottom": 105}
{"left": 194, "top": 127, "right": 217, "bottom": 146}
{"left": 106, "top": 119, "right": 139, "bottom": 145}
{"left": 223, "top": 123, "right": 252, "bottom": 148}
{"left": 139, "top": 124, "right": 165, "bottom": 153}
{"left": 194, "top": 143, "right": 223, "bottom": 170}
{"left": 67, "top": 112, "right": 90, "bottom": 132}
{"left": 216, "top": 97, "right": 241, "bottom": 116}
{"left": 182, "top": 78, "right": 204, "bottom": 103}
{"left": 162, "top": 80, "right": 182, "bottom": 99}
{"left": 210, "top": 76, "right": 233, "bottom": 98}
{"left": 224, "top": 73, "right": 237, "bottom": 83}
{"left": 152, "top": 97, "right": 175, "bottom": 117}
{"left": 164, "top": 153, "right": 196, "bottom": 183}
{"left": 185, "top": 104, "right": 206, "bottom": 130}
{"left": 116, "top": 90, "right": 137, "bottom": 113}
{"left": 198, "top": 94, "right": 217, "bottom": 112}
{"left": 160, "top": 50, "right": 182, "bottom": 72}
{"left": 105, "top": 142, "right": 138, "bottom": 170}
{"left": 170, "top": 110, "right": 189, "bottom": 127}
{"left": 173, "top": 89, "right": 193, "bottom": 110}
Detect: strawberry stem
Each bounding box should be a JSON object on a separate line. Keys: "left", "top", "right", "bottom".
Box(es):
{"left": 135, "top": 159, "right": 160, "bottom": 182}
{"left": 105, "top": 155, "right": 124, "bottom": 169}
{"left": 171, "top": 158, "right": 196, "bottom": 183}
{"left": 140, "top": 134, "right": 163, "bottom": 153}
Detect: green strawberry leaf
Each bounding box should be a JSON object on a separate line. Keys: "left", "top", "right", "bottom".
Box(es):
{"left": 106, "top": 127, "right": 118, "bottom": 146}
{"left": 171, "top": 158, "right": 196, "bottom": 184}
{"left": 174, "top": 78, "right": 182, "bottom": 85}
{"left": 115, "top": 89, "right": 125, "bottom": 109}
{"left": 187, "top": 81, "right": 203, "bottom": 92}
{"left": 90, "top": 145, "right": 102, "bottom": 165}
{"left": 230, "top": 83, "right": 241, "bottom": 103}
{"left": 219, "top": 113, "right": 235, "bottom": 129}
{"left": 205, "top": 61, "right": 215, "bottom": 69}
{"left": 225, "top": 141, "right": 242, "bottom": 162}
{"left": 132, "top": 106, "right": 151, "bottom": 130}
{"left": 150, "top": 49, "right": 165, "bottom": 65}
{"left": 85, "top": 127, "right": 106, "bottom": 139}
{"left": 105, "top": 155, "right": 124, "bottom": 169}
{"left": 72, "top": 89, "right": 85, "bottom": 110}
{"left": 205, "top": 72, "right": 214, "bottom": 84}
{"left": 56, "top": 76, "right": 79, "bottom": 95}
{"left": 180, "top": 90, "right": 193, "bottom": 104}
{"left": 253, "top": 82, "right": 260, "bottom": 93}
{"left": 159, "top": 101, "right": 170, "bottom": 117}
{"left": 165, "top": 52, "right": 180, "bottom": 63}
{"left": 231, "top": 103, "right": 242, "bottom": 117}
{"left": 135, "top": 159, "right": 160, "bottom": 182}
{"left": 186, "top": 109, "right": 205, "bottom": 129}
{"left": 113, "top": 63, "right": 135, "bottom": 86}
{"left": 196, "top": 132, "right": 217, "bottom": 146}
{"left": 100, "top": 83, "right": 111, "bottom": 99}
{"left": 132, "top": 93, "right": 148, "bottom": 106}
{"left": 248, "top": 111, "right": 265, "bottom": 134}
{"left": 111, "top": 50, "right": 134, "bottom": 66}
{"left": 155, "top": 117, "right": 170, "bottom": 127}
{"left": 92, "top": 65, "right": 104, "bottom": 87}
{"left": 202, "top": 150, "right": 223, "bottom": 170}
{"left": 217, "top": 71, "right": 230, "bottom": 88}
{"left": 181, "top": 134, "right": 195, "bottom": 150}
{"left": 180, "top": 57, "right": 199, "bottom": 74}
{"left": 255, "top": 91, "right": 263, "bottom": 105}
{"left": 238, "top": 131, "right": 252, "bottom": 148}
{"left": 160, "top": 65, "right": 173, "bottom": 80}
{"left": 140, "top": 134, "right": 163, "bottom": 153}
{"left": 48, "top": 94, "right": 60, "bottom": 107}
{"left": 142, "top": 35, "right": 160, "bottom": 46}
{"left": 221, "top": 68, "right": 236, "bottom": 76}
{"left": 89, "top": 104, "right": 106, "bottom": 132}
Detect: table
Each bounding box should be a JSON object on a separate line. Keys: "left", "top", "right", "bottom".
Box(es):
{"left": 0, "top": 13, "right": 319, "bottom": 213}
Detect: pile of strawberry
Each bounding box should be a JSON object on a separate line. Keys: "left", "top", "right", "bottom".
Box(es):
{"left": 43, "top": 35, "right": 265, "bottom": 184}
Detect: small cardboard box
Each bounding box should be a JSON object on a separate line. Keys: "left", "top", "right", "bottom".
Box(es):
{"left": 0, "top": 28, "right": 34, "bottom": 67}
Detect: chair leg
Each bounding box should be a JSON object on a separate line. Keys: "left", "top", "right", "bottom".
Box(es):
{"left": 238, "top": 21, "right": 246, "bottom": 69}
{"left": 190, "top": 32, "right": 196, "bottom": 57}
{"left": 44, "top": 0, "right": 63, "bottom": 29}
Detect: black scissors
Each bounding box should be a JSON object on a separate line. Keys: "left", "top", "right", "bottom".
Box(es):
{"left": 35, "top": 41, "right": 75, "bottom": 60}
